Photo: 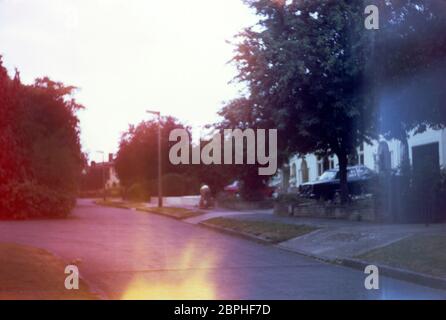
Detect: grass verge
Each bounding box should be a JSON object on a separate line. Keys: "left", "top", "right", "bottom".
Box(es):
{"left": 94, "top": 200, "right": 203, "bottom": 220}
{"left": 138, "top": 207, "right": 204, "bottom": 219}
{"left": 0, "top": 243, "right": 97, "bottom": 300}
{"left": 205, "top": 218, "right": 317, "bottom": 243}
{"left": 358, "top": 234, "right": 446, "bottom": 278}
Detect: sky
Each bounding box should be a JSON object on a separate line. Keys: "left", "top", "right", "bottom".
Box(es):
{"left": 0, "top": 0, "right": 257, "bottom": 162}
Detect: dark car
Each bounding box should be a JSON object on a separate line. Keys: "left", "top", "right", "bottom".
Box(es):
{"left": 299, "top": 165, "right": 377, "bottom": 201}
{"left": 223, "top": 180, "right": 276, "bottom": 199}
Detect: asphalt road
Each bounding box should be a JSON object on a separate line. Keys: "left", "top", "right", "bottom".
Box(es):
{"left": 0, "top": 199, "right": 445, "bottom": 300}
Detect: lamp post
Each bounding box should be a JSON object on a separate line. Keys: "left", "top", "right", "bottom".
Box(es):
{"left": 96, "top": 150, "right": 106, "bottom": 201}
{"left": 147, "top": 110, "right": 163, "bottom": 208}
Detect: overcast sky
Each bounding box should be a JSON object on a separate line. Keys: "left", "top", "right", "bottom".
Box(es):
{"left": 0, "top": 0, "right": 256, "bottom": 161}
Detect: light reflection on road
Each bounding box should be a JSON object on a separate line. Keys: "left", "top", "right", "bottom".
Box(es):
{"left": 121, "top": 242, "right": 219, "bottom": 300}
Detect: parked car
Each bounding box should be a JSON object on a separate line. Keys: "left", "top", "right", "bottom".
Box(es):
{"left": 299, "top": 165, "right": 377, "bottom": 201}
{"left": 223, "top": 180, "right": 276, "bottom": 199}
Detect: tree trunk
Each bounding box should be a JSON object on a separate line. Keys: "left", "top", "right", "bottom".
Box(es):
{"left": 337, "top": 152, "right": 349, "bottom": 204}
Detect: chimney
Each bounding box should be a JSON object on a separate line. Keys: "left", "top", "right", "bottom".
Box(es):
{"left": 108, "top": 153, "right": 114, "bottom": 162}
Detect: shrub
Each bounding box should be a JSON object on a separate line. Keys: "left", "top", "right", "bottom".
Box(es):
{"left": 274, "top": 193, "right": 302, "bottom": 205}
{"left": 374, "top": 166, "right": 446, "bottom": 223}
{"left": 0, "top": 181, "right": 74, "bottom": 219}
{"left": 162, "top": 173, "right": 200, "bottom": 196}
{"left": 0, "top": 58, "right": 83, "bottom": 219}
{"left": 127, "top": 182, "right": 151, "bottom": 202}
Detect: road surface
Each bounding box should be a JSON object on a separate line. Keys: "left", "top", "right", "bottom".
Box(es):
{"left": 0, "top": 199, "right": 444, "bottom": 300}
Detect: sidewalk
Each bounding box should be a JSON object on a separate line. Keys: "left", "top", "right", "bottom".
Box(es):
{"left": 191, "top": 211, "right": 446, "bottom": 260}
{"left": 184, "top": 209, "right": 273, "bottom": 224}
{"left": 94, "top": 199, "right": 446, "bottom": 289}
{"left": 99, "top": 199, "right": 446, "bottom": 262}
{"left": 187, "top": 208, "right": 446, "bottom": 289}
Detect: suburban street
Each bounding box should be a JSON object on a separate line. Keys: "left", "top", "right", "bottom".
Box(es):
{"left": 0, "top": 199, "right": 445, "bottom": 300}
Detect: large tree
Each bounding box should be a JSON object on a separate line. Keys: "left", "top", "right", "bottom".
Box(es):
{"left": 225, "top": 0, "right": 446, "bottom": 202}
{"left": 0, "top": 57, "right": 84, "bottom": 218}
{"left": 115, "top": 116, "right": 197, "bottom": 196}
{"left": 228, "top": 0, "right": 376, "bottom": 203}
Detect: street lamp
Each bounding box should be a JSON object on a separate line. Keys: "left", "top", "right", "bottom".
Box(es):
{"left": 96, "top": 150, "right": 106, "bottom": 201}
{"left": 147, "top": 110, "right": 163, "bottom": 208}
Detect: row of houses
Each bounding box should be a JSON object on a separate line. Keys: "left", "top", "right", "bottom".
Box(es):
{"left": 281, "top": 59, "right": 446, "bottom": 190}
{"left": 282, "top": 128, "right": 445, "bottom": 190}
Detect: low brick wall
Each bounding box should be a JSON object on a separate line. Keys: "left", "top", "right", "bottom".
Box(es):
{"left": 275, "top": 198, "right": 375, "bottom": 221}
{"left": 218, "top": 199, "right": 274, "bottom": 211}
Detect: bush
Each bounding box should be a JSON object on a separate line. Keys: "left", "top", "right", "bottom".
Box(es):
{"left": 126, "top": 182, "right": 151, "bottom": 202}
{"left": 216, "top": 191, "right": 274, "bottom": 210}
{"left": 374, "top": 166, "right": 446, "bottom": 223}
{"left": 0, "top": 58, "right": 83, "bottom": 219}
{"left": 162, "top": 173, "right": 200, "bottom": 196}
{"left": 274, "top": 193, "right": 302, "bottom": 205}
{"left": 79, "top": 187, "right": 122, "bottom": 199}
{"left": 0, "top": 181, "right": 74, "bottom": 219}
{"left": 123, "top": 174, "right": 200, "bottom": 202}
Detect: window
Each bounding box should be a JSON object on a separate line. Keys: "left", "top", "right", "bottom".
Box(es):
{"left": 329, "top": 156, "right": 335, "bottom": 169}
{"left": 290, "top": 163, "right": 296, "bottom": 178}
{"left": 290, "top": 163, "right": 297, "bottom": 187}
{"left": 301, "top": 158, "right": 309, "bottom": 183}
{"left": 359, "top": 154, "right": 365, "bottom": 165}
{"left": 358, "top": 144, "right": 365, "bottom": 165}
{"left": 317, "top": 156, "right": 330, "bottom": 176}
{"left": 317, "top": 157, "right": 323, "bottom": 176}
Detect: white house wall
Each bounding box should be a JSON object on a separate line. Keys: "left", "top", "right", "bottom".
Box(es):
{"left": 288, "top": 129, "right": 445, "bottom": 188}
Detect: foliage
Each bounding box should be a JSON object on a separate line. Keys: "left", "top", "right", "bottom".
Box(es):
{"left": 0, "top": 182, "right": 74, "bottom": 219}
{"left": 116, "top": 117, "right": 240, "bottom": 197}
{"left": 224, "top": 0, "right": 377, "bottom": 203}
{"left": 0, "top": 57, "right": 84, "bottom": 219}
{"left": 161, "top": 173, "right": 200, "bottom": 197}
{"left": 375, "top": 166, "right": 446, "bottom": 223}
{"left": 274, "top": 193, "right": 302, "bottom": 205}
{"left": 80, "top": 163, "right": 105, "bottom": 191}
{"left": 223, "top": 0, "right": 446, "bottom": 203}
{"left": 126, "top": 182, "right": 151, "bottom": 202}
{"left": 115, "top": 117, "right": 190, "bottom": 189}
{"left": 375, "top": 0, "right": 446, "bottom": 161}
{"left": 215, "top": 100, "right": 276, "bottom": 200}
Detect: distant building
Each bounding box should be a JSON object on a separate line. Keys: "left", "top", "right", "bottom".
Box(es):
{"left": 84, "top": 153, "right": 120, "bottom": 190}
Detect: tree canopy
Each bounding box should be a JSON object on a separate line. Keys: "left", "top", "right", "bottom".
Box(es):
{"left": 115, "top": 116, "right": 207, "bottom": 198}
{"left": 225, "top": 0, "right": 376, "bottom": 201}
{"left": 222, "top": 0, "right": 446, "bottom": 202}
{"left": 0, "top": 57, "right": 84, "bottom": 218}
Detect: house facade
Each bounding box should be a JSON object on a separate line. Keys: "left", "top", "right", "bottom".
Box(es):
{"left": 83, "top": 153, "right": 120, "bottom": 191}
{"left": 287, "top": 128, "right": 446, "bottom": 189}
{"left": 98, "top": 153, "right": 120, "bottom": 190}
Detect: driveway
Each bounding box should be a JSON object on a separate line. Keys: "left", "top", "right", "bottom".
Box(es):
{"left": 0, "top": 199, "right": 445, "bottom": 300}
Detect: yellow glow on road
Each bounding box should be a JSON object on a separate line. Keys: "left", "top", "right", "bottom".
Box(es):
{"left": 121, "top": 243, "right": 218, "bottom": 300}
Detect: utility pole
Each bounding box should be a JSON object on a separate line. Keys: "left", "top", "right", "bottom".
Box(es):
{"left": 147, "top": 110, "right": 163, "bottom": 208}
